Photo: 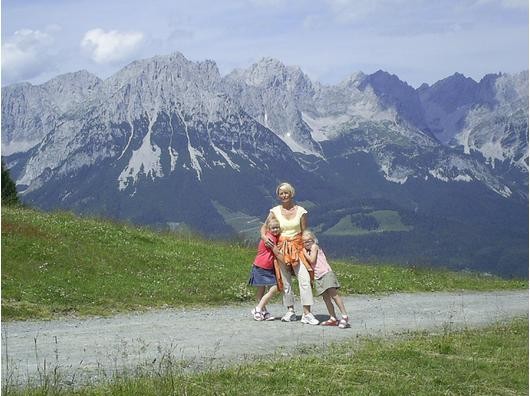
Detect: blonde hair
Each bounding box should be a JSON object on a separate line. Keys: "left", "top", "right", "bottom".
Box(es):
{"left": 276, "top": 182, "right": 295, "bottom": 198}
{"left": 302, "top": 229, "right": 318, "bottom": 244}
{"left": 267, "top": 218, "right": 280, "bottom": 228}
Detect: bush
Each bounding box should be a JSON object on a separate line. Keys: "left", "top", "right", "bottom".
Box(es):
{"left": 1, "top": 160, "right": 20, "bottom": 206}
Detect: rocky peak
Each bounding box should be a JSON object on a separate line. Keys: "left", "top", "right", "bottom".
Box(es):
{"left": 105, "top": 52, "right": 221, "bottom": 94}
{"left": 418, "top": 72, "right": 480, "bottom": 114}
{"left": 43, "top": 70, "right": 101, "bottom": 89}
{"left": 94, "top": 52, "right": 231, "bottom": 124}
{"left": 492, "top": 71, "right": 529, "bottom": 106}
{"left": 360, "top": 70, "right": 428, "bottom": 131}
{"left": 338, "top": 71, "right": 366, "bottom": 89}
{"left": 222, "top": 58, "right": 321, "bottom": 155}
{"left": 1, "top": 80, "right": 65, "bottom": 155}
{"left": 474, "top": 73, "right": 502, "bottom": 108}
{"left": 232, "top": 57, "right": 314, "bottom": 96}
{"left": 40, "top": 70, "right": 102, "bottom": 113}
{"left": 243, "top": 57, "right": 290, "bottom": 85}
{"left": 361, "top": 70, "right": 418, "bottom": 102}
{"left": 435, "top": 72, "right": 477, "bottom": 90}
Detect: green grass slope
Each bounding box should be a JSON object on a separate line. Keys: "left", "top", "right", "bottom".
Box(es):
{"left": 2, "top": 206, "right": 527, "bottom": 321}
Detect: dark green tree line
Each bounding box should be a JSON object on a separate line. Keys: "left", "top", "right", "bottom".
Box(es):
{"left": 2, "top": 160, "right": 20, "bottom": 205}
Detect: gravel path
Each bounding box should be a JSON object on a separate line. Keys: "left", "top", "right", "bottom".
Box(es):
{"left": 2, "top": 290, "right": 528, "bottom": 388}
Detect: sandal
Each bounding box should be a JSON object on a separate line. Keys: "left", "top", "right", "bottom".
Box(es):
{"left": 320, "top": 317, "right": 338, "bottom": 326}
{"left": 338, "top": 316, "right": 350, "bottom": 329}
{"left": 251, "top": 308, "right": 264, "bottom": 321}
{"left": 262, "top": 311, "right": 276, "bottom": 321}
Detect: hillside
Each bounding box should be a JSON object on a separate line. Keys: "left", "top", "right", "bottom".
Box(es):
{"left": 1, "top": 206, "right": 526, "bottom": 321}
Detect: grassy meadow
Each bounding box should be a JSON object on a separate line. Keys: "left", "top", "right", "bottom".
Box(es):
{"left": 323, "top": 210, "right": 412, "bottom": 236}
{"left": 1, "top": 205, "right": 527, "bottom": 321}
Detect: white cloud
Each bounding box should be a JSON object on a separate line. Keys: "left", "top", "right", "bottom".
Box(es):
{"left": 1, "top": 28, "right": 57, "bottom": 83}
{"left": 81, "top": 28, "right": 144, "bottom": 64}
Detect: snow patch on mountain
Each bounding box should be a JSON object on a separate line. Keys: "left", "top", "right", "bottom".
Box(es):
{"left": 454, "top": 174, "right": 473, "bottom": 182}
{"left": 186, "top": 145, "right": 205, "bottom": 180}
{"left": 374, "top": 149, "right": 423, "bottom": 184}
{"left": 380, "top": 162, "right": 410, "bottom": 184}
{"left": 118, "top": 116, "right": 163, "bottom": 190}
{"left": 457, "top": 126, "right": 473, "bottom": 155}
{"left": 213, "top": 146, "right": 240, "bottom": 170}
{"left": 428, "top": 169, "right": 473, "bottom": 183}
{"left": 169, "top": 147, "right": 179, "bottom": 171}
{"left": 428, "top": 169, "right": 449, "bottom": 182}
{"left": 480, "top": 140, "right": 509, "bottom": 165}
{"left": 496, "top": 185, "right": 513, "bottom": 198}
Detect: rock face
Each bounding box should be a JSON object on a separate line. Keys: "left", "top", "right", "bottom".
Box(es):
{"left": 1, "top": 71, "right": 102, "bottom": 156}
{"left": 223, "top": 57, "right": 322, "bottom": 157}
{"left": 454, "top": 72, "right": 529, "bottom": 170}
{"left": 2, "top": 52, "right": 528, "bottom": 276}
{"left": 419, "top": 71, "right": 528, "bottom": 169}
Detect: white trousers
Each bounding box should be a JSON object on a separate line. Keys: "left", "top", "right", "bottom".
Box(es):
{"left": 279, "top": 261, "right": 313, "bottom": 308}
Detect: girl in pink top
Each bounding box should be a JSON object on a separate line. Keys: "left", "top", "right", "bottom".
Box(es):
{"left": 302, "top": 230, "right": 350, "bottom": 328}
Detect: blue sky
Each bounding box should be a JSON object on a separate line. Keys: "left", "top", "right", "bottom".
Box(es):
{"left": 2, "top": 0, "right": 528, "bottom": 87}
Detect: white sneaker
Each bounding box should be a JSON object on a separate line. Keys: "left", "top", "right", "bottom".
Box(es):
{"left": 301, "top": 313, "right": 319, "bottom": 325}
{"left": 281, "top": 310, "right": 297, "bottom": 322}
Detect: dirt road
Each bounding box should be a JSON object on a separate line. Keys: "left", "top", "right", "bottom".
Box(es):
{"left": 2, "top": 290, "right": 528, "bottom": 388}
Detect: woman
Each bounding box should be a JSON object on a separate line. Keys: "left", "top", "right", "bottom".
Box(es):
{"left": 260, "top": 182, "right": 319, "bottom": 325}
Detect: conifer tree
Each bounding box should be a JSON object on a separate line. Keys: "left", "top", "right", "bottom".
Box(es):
{"left": 1, "top": 160, "right": 20, "bottom": 205}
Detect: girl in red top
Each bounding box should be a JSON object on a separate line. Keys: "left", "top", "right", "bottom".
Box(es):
{"left": 249, "top": 218, "right": 283, "bottom": 321}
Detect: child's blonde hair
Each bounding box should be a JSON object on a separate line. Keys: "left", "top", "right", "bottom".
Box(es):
{"left": 302, "top": 229, "right": 318, "bottom": 244}
{"left": 276, "top": 182, "right": 295, "bottom": 198}
{"left": 267, "top": 218, "right": 280, "bottom": 228}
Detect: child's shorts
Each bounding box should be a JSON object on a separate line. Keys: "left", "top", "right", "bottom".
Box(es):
{"left": 248, "top": 265, "right": 277, "bottom": 286}
{"left": 315, "top": 271, "right": 340, "bottom": 296}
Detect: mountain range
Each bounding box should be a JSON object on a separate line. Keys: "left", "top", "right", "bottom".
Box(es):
{"left": 2, "top": 52, "right": 528, "bottom": 277}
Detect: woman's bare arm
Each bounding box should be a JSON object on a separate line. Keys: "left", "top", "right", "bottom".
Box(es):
{"left": 300, "top": 213, "right": 308, "bottom": 232}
